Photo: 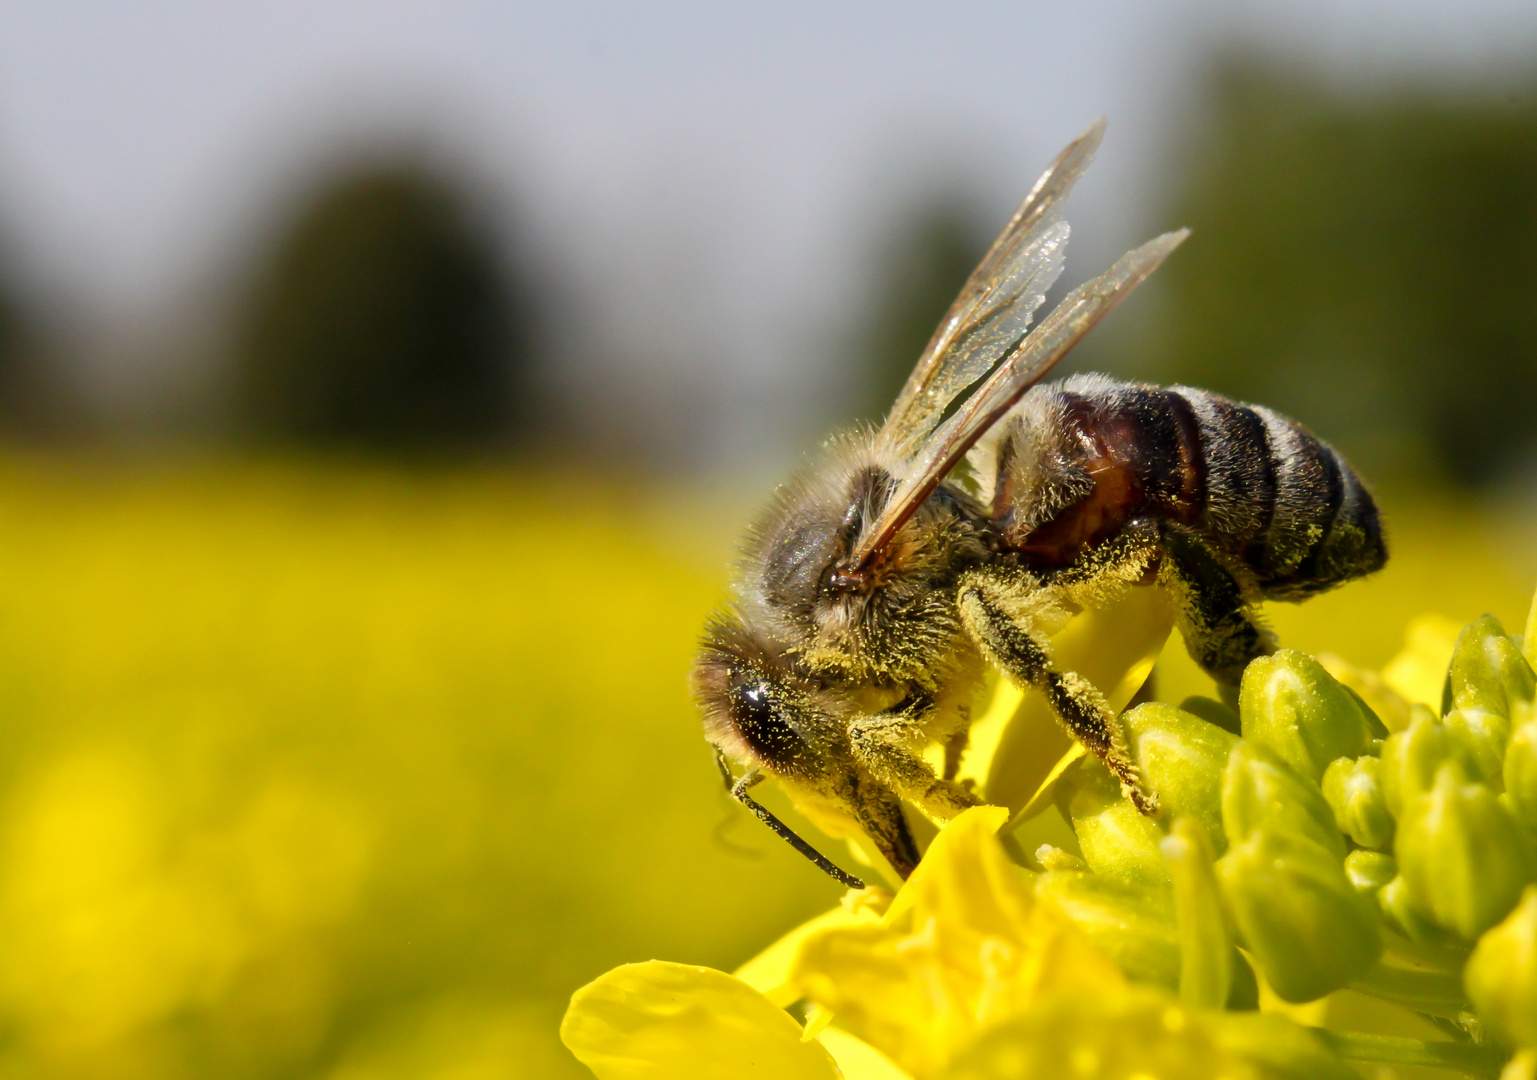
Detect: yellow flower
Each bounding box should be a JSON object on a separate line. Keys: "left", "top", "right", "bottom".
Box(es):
{"left": 560, "top": 805, "right": 1364, "bottom": 1080}
{"left": 561, "top": 960, "right": 846, "bottom": 1080}
{"left": 1380, "top": 614, "right": 1464, "bottom": 711}
{"left": 564, "top": 588, "right": 1537, "bottom": 1080}
{"left": 786, "top": 807, "right": 1124, "bottom": 1078}
{"left": 560, "top": 807, "right": 1251, "bottom": 1080}
{"left": 559, "top": 808, "right": 1117, "bottom": 1080}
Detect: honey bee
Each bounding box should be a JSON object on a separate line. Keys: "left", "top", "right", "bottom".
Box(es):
{"left": 693, "top": 121, "right": 1386, "bottom": 888}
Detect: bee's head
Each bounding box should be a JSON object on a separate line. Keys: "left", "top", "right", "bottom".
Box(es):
{"left": 693, "top": 612, "right": 902, "bottom": 889}
{"left": 738, "top": 449, "right": 986, "bottom": 683}
{"left": 691, "top": 615, "right": 844, "bottom": 783}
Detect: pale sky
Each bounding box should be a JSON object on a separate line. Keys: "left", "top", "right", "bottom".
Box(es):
{"left": 0, "top": 0, "right": 1532, "bottom": 459}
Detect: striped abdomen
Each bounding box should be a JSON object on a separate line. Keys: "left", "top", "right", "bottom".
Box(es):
{"left": 999, "top": 376, "right": 1386, "bottom": 600}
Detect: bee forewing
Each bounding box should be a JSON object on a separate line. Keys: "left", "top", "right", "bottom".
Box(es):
{"left": 879, "top": 119, "right": 1106, "bottom": 454}
{"left": 882, "top": 220, "right": 1070, "bottom": 452}
{"left": 848, "top": 227, "right": 1190, "bottom": 570}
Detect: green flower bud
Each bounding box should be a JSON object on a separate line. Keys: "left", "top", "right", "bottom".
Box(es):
{"left": 1035, "top": 869, "right": 1179, "bottom": 991}
{"left": 1525, "top": 586, "right": 1537, "bottom": 670}
{"left": 1126, "top": 702, "right": 1239, "bottom": 852}
{"left": 1034, "top": 868, "right": 1260, "bottom": 1011}
{"left": 1397, "top": 766, "right": 1536, "bottom": 941}
{"left": 1179, "top": 694, "right": 1242, "bottom": 736}
{"left": 1344, "top": 849, "right": 1396, "bottom": 897}
{"left": 1465, "top": 887, "right": 1537, "bottom": 1049}
{"left": 1240, "top": 649, "right": 1374, "bottom": 783}
{"left": 1379, "top": 709, "right": 1477, "bottom": 817}
{"left": 1054, "top": 757, "right": 1166, "bottom": 887}
{"left": 1377, "top": 875, "right": 1461, "bottom": 948}
{"left": 1161, "top": 817, "right": 1231, "bottom": 1010}
{"left": 1321, "top": 755, "right": 1394, "bottom": 850}
{"left": 1033, "top": 844, "right": 1088, "bottom": 872}
{"left": 1222, "top": 740, "right": 1344, "bottom": 859}
{"left": 1444, "top": 706, "right": 1510, "bottom": 790}
{"left": 1216, "top": 828, "right": 1382, "bottom": 1003}
{"left": 1504, "top": 718, "right": 1537, "bottom": 834}
{"left": 1319, "top": 654, "right": 1406, "bottom": 736}
{"left": 1211, "top": 1013, "right": 1358, "bottom": 1080}
{"left": 1446, "top": 614, "right": 1536, "bottom": 721}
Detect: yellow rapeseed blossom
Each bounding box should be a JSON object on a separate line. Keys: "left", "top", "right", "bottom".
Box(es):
{"left": 564, "top": 583, "right": 1537, "bottom": 1080}
{"left": 562, "top": 807, "right": 1132, "bottom": 1080}
{"left": 562, "top": 804, "right": 1376, "bottom": 1080}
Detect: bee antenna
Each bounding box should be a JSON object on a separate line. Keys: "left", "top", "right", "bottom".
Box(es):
{"left": 719, "top": 757, "right": 866, "bottom": 889}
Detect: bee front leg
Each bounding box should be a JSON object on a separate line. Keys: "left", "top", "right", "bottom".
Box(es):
{"left": 850, "top": 781, "right": 924, "bottom": 880}
{"left": 848, "top": 696, "right": 982, "bottom": 826}
{"left": 957, "top": 572, "right": 1159, "bottom": 815}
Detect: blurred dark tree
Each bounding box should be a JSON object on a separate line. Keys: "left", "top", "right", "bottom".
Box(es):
{"left": 233, "top": 162, "right": 530, "bottom": 450}
{"left": 0, "top": 259, "right": 73, "bottom": 439}
{"left": 856, "top": 196, "right": 988, "bottom": 421}
{"left": 0, "top": 276, "right": 22, "bottom": 426}
{"left": 1152, "top": 59, "right": 1537, "bottom": 487}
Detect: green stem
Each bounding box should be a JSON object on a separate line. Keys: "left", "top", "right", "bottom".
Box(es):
{"left": 1350, "top": 962, "right": 1468, "bottom": 1019}
{"left": 1311, "top": 1030, "right": 1504, "bottom": 1079}
{"left": 1422, "top": 1014, "right": 1476, "bottom": 1044}
{"left": 1379, "top": 927, "right": 1471, "bottom": 974}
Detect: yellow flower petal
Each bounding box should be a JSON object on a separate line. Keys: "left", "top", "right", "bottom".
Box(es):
{"left": 1007, "top": 743, "right": 1087, "bottom": 830}
{"left": 561, "top": 961, "right": 842, "bottom": 1080}
{"left": 735, "top": 895, "right": 889, "bottom": 1007}
{"left": 1381, "top": 614, "right": 1462, "bottom": 710}
{"left": 817, "top": 1025, "right": 914, "bottom": 1080}
{"left": 791, "top": 807, "right": 1124, "bottom": 1077}
{"left": 954, "top": 673, "right": 1024, "bottom": 792}
{"left": 879, "top": 806, "right": 1027, "bottom": 933}
{"left": 938, "top": 987, "right": 1262, "bottom": 1080}
{"left": 1502, "top": 1049, "right": 1537, "bottom": 1080}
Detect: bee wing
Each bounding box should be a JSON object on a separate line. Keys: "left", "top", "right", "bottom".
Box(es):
{"left": 846, "top": 228, "right": 1190, "bottom": 571}
{"left": 878, "top": 119, "right": 1105, "bottom": 454}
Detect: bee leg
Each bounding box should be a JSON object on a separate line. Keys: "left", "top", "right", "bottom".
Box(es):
{"left": 958, "top": 576, "right": 1158, "bottom": 815}
{"left": 848, "top": 699, "right": 982, "bottom": 826}
{"left": 942, "top": 725, "right": 969, "bottom": 782}
{"left": 851, "top": 782, "right": 923, "bottom": 880}
{"left": 1157, "top": 524, "right": 1275, "bottom": 690}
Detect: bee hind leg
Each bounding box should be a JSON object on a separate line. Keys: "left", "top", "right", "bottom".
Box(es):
{"left": 957, "top": 573, "right": 1159, "bottom": 815}
{"left": 1157, "top": 524, "right": 1275, "bottom": 693}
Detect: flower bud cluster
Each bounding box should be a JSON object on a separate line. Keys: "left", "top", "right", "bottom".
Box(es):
{"left": 1051, "top": 613, "right": 1537, "bottom": 1055}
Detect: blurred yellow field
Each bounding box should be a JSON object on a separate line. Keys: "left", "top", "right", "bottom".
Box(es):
{"left": 0, "top": 459, "right": 843, "bottom": 1080}
{"left": 0, "top": 459, "right": 1525, "bottom": 1079}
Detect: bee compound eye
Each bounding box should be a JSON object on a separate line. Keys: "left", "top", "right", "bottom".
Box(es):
{"left": 728, "top": 679, "right": 808, "bottom": 771}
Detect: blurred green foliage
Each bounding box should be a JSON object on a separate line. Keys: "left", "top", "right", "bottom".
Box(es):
{"left": 1152, "top": 59, "right": 1537, "bottom": 488}
{"left": 855, "top": 196, "right": 987, "bottom": 421}
{"left": 233, "top": 164, "right": 531, "bottom": 451}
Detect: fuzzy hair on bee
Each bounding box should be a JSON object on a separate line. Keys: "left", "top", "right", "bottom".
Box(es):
{"left": 694, "top": 121, "right": 1386, "bottom": 887}
{"left": 737, "top": 440, "right": 991, "bottom": 689}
